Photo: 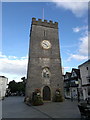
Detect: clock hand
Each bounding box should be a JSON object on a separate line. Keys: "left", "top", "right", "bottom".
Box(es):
{"left": 43, "top": 43, "right": 48, "bottom": 47}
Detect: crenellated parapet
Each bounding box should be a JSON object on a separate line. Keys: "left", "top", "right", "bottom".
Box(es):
{"left": 32, "top": 18, "right": 58, "bottom": 29}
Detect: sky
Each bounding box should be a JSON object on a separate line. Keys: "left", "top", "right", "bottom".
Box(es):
{"left": 0, "top": 0, "right": 89, "bottom": 82}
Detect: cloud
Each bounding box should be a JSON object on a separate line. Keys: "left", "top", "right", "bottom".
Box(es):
{"left": 51, "top": 0, "right": 89, "bottom": 1}
{"left": 0, "top": 52, "right": 28, "bottom": 82}
{"left": 3, "top": 0, "right": 88, "bottom": 1}
{"left": 73, "top": 26, "right": 88, "bottom": 33}
{"left": 73, "top": 27, "right": 81, "bottom": 33}
{"left": 79, "top": 34, "right": 88, "bottom": 55}
{"left": 1, "top": 0, "right": 88, "bottom": 18}
{"left": 68, "top": 54, "right": 88, "bottom": 61}
{"left": 88, "top": 32, "right": 90, "bottom": 59}
{"left": 67, "top": 27, "right": 88, "bottom": 61}
{"left": 62, "top": 66, "right": 72, "bottom": 74}
{"left": 63, "top": 66, "right": 71, "bottom": 71}
{"left": 52, "top": 0, "right": 88, "bottom": 17}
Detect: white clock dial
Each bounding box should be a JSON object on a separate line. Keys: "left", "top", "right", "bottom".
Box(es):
{"left": 41, "top": 40, "right": 51, "bottom": 49}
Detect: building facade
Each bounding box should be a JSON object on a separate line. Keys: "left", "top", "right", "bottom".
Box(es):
{"left": 63, "top": 72, "right": 71, "bottom": 99}
{"left": 70, "top": 68, "right": 81, "bottom": 100}
{"left": 64, "top": 68, "right": 81, "bottom": 100}
{"left": 26, "top": 18, "right": 64, "bottom": 101}
{"left": 0, "top": 76, "right": 8, "bottom": 100}
{"left": 78, "top": 59, "right": 90, "bottom": 100}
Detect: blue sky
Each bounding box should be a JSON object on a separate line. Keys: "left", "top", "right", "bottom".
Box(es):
{"left": 0, "top": 1, "right": 89, "bottom": 82}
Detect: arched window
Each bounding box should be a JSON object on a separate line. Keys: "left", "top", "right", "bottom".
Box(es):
{"left": 42, "top": 67, "right": 50, "bottom": 79}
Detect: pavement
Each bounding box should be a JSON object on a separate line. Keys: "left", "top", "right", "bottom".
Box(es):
{"left": 2, "top": 96, "right": 81, "bottom": 119}
{"left": 0, "top": 100, "right": 2, "bottom": 120}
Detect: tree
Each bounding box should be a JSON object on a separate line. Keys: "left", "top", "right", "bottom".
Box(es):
{"left": 8, "top": 79, "right": 26, "bottom": 96}
{"left": 17, "top": 82, "right": 25, "bottom": 95}
{"left": 8, "top": 80, "right": 17, "bottom": 93}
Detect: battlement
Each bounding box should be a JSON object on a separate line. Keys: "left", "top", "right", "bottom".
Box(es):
{"left": 32, "top": 18, "right": 58, "bottom": 29}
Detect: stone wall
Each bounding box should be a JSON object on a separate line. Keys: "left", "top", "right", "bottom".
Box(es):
{"left": 26, "top": 18, "right": 64, "bottom": 100}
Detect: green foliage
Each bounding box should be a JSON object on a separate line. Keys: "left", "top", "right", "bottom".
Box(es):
{"left": 17, "top": 82, "right": 25, "bottom": 93}
{"left": 32, "top": 89, "right": 44, "bottom": 106}
{"left": 32, "top": 94, "right": 43, "bottom": 106}
{"left": 8, "top": 80, "right": 26, "bottom": 95}
{"left": 8, "top": 80, "right": 17, "bottom": 93}
{"left": 54, "top": 88, "right": 64, "bottom": 102}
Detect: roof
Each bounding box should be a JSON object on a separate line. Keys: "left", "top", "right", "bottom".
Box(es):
{"left": 0, "top": 76, "right": 8, "bottom": 79}
{"left": 72, "top": 68, "right": 80, "bottom": 78}
{"left": 64, "top": 72, "right": 72, "bottom": 80}
{"left": 78, "top": 59, "right": 90, "bottom": 67}
{"left": 65, "top": 72, "right": 72, "bottom": 77}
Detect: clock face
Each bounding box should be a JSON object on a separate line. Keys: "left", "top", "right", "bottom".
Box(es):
{"left": 41, "top": 40, "right": 51, "bottom": 49}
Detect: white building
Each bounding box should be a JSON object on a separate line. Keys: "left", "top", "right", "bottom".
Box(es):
{"left": 78, "top": 60, "right": 90, "bottom": 100}
{"left": 0, "top": 76, "right": 8, "bottom": 100}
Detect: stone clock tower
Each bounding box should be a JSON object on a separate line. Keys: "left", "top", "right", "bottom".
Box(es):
{"left": 26, "top": 18, "right": 63, "bottom": 101}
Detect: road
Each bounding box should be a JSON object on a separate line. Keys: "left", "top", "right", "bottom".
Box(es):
{"left": 0, "top": 100, "right": 2, "bottom": 120}
{"left": 2, "top": 96, "right": 81, "bottom": 119}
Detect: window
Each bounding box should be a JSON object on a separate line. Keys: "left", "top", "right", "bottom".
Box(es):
{"left": 42, "top": 68, "right": 50, "bottom": 79}
{"left": 44, "top": 30, "right": 46, "bottom": 37}
{"left": 71, "top": 71, "right": 77, "bottom": 77}
{"left": 86, "top": 67, "right": 88, "bottom": 70}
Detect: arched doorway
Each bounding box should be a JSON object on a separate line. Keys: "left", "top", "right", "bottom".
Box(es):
{"left": 43, "top": 86, "right": 51, "bottom": 101}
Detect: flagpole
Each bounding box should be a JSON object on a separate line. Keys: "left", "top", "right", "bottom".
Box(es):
{"left": 43, "top": 8, "right": 44, "bottom": 20}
